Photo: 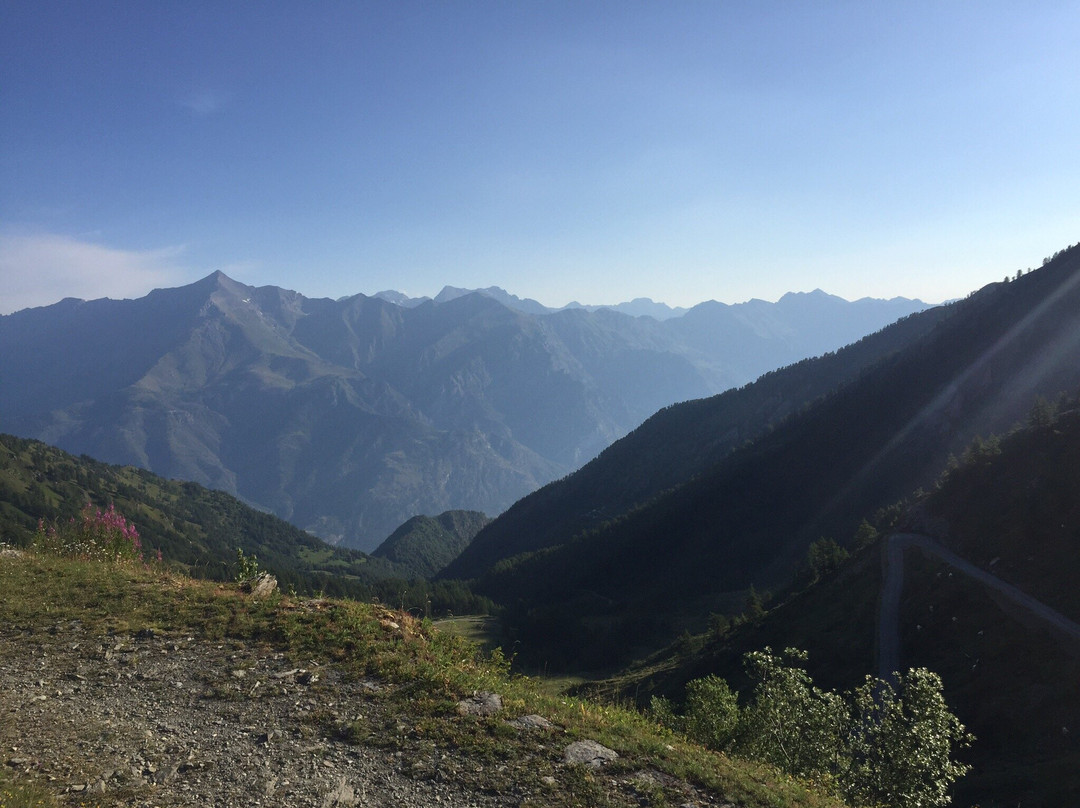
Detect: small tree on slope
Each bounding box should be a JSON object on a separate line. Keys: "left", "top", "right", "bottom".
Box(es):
{"left": 675, "top": 647, "right": 971, "bottom": 808}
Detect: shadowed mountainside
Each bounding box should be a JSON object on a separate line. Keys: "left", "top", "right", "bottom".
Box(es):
{"left": 585, "top": 395, "right": 1080, "bottom": 807}
{"left": 447, "top": 244, "right": 1080, "bottom": 671}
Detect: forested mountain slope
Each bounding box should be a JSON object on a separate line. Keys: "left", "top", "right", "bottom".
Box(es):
{"left": 457, "top": 244, "right": 1080, "bottom": 670}
{"left": 371, "top": 510, "right": 490, "bottom": 578}
{"left": 591, "top": 392, "right": 1080, "bottom": 807}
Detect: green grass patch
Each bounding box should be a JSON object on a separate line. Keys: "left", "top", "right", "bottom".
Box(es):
{"left": 0, "top": 768, "right": 59, "bottom": 808}
{"left": 432, "top": 614, "right": 500, "bottom": 647}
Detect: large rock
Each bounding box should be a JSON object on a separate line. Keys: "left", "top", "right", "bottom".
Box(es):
{"left": 507, "top": 714, "right": 554, "bottom": 731}
{"left": 241, "top": 573, "right": 278, "bottom": 600}
{"left": 564, "top": 740, "right": 618, "bottom": 768}
{"left": 456, "top": 691, "right": 502, "bottom": 717}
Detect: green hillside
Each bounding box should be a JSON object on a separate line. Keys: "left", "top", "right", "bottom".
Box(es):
{"left": 372, "top": 510, "right": 491, "bottom": 578}
{"left": 0, "top": 434, "right": 491, "bottom": 615}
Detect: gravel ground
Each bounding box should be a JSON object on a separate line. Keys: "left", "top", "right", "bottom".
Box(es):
{"left": 0, "top": 620, "right": 727, "bottom": 807}
{"left": 0, "top": 621, "right": 524, "bottom": 807}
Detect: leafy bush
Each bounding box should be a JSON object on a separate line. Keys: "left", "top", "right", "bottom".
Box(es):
{"left": 646, "top": 694, "right": 681, "bottom": 731}
{"left": 684, "top": 674, "right": 740, "bottom": 751}
{"left": 674, "top": 647, "right": 971, "bottom": 808}
{"left": 234, "top": 547, "right": 262, "bottom": 581}
{"left": 738, "top": 648, "right": 848, "bottom": 781}
{"left": 844, "top": 669, "right": 971, "bottom": 808}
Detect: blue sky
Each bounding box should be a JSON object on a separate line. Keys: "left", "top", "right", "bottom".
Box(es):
{"left": 2, "top": 1, "right": 1079, "bottom": 314}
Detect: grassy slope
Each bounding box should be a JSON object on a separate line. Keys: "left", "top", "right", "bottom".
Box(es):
{"left": 923, "top": 402, "right": 1080, "bottom": 622}
{"left": 0, "top": 550, "right": 840, "bottom": 808}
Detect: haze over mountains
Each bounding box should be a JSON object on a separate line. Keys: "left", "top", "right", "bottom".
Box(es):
{"left": 376, "top": 285, "right": 692, "bottom": 319}
{"left": 446, "top": 244, "right": 1080, "bottom": 671}
{"left": 0, "top": 273, "right": 926, "bottom": 549}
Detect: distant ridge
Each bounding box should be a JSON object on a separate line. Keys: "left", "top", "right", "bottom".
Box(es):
{"left": 1, "top": 274, "right": 928, "bottom": 550}
{"left": 373, "top": 285, "right": 922, "bottom": 323}
{"left": 374, "top": 285, "right": 694, "bottom": 318}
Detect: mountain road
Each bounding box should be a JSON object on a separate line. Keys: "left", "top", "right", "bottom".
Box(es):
{"left": 878, "top": 532, "right": 1080, "bottom": 682}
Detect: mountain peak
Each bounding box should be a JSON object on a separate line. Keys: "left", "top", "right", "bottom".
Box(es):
{"left": 778, "top": 289, "right": 840, "bottom": 302}
{"left": 196, "top": 269, "right": 233, "bottom": 286}
{"left": 374, "top": 290, "right": 431, "bottom": 308}
{"left": 181, "top": 269, "right": 244, "bottom": 296}
{"left": 434, "top": 286, "right": 551, "bottom": 315}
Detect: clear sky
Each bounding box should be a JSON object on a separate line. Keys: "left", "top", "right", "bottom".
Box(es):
{"left": 2, "top": 1, "right": 1079, "bottom": 314}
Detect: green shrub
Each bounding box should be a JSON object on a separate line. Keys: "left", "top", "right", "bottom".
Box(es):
{"left": 843, "top": 669, "right": 971, "bottom": 808}
{"left": 646, "top": 695, "right": 681, "bottom": 732}
{"left": 684, "top": 674, "right": 741, "bottom": 751}
{"left": 675, "top": 648, "right": 971, "bottom": 808}
{"left": 234, "top": 547, "right": 261, "bottom": 581}
{"left": 737, "top": 648, "right": 848, "bottom": 782}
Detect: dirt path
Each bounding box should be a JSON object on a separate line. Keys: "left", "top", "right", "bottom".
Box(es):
{"left": 878, "top": 533, "right": 1080, "bottom": 681}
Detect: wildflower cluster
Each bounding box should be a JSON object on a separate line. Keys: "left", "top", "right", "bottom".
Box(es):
{"left": 34, "top": 503, "right": 151, "bottom": 564}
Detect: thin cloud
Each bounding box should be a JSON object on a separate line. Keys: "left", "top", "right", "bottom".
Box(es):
{"left": 0, "top": 231, "right": 196, "bottom": 314}
{"left": 178, "top": 89, "right": 229, "bottom": 116}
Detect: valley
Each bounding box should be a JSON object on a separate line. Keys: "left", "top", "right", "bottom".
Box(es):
{"left": 7, "top": 5, "right": 1076, "bottom": 805}
{"left": 2, "top": 243, "right": 1079, "bottom": 806}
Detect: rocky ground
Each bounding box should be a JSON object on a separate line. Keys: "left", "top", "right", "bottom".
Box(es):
{"left": 0, "top": 618, "right": 726, "bottom": 807}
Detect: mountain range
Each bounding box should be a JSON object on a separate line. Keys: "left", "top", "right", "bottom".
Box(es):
{"left": 5, "top": 244, "right": 1080, "bottom": 806}
{"left": 444, "top": 244, "right": 1080, "bottom": 671}
{"left": 0, "top": 273, "right": 925, "bottom": 550}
